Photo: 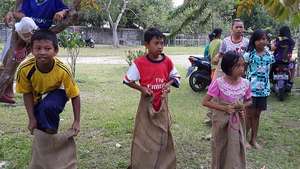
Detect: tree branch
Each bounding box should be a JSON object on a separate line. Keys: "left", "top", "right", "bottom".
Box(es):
{"left": 115, "top": 0, "right": 128, "bottom": 26}
{"left": 102, "top": 0, "right": 114, "bottom": 25}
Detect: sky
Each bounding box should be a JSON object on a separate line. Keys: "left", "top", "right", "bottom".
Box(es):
{"left": 173, "top": 0, "right": 184, "bottom": 7}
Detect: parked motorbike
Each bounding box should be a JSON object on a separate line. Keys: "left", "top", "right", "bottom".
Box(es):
{"left": 271, "top": 61, "right": 294, "bottom": 101}
{"left": 186, "top": 56, "right": 211, "bottom": 92}
{"left": 81, "top": 32, "right": 95, "bottom": 48}
{"left": 83, "top": 37, "right": 95, "bottom": 48}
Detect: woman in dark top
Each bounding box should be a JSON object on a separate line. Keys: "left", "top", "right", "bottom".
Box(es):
{"left": 271, "top": 26, "right": 296, "bottom": 82}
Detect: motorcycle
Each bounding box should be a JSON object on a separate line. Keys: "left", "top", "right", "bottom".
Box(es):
{"left": 83, "top": 37, "right": 95, "bottom": 48}
{"left": 186, "top": 56, "right": 211, "bottom": 92}
{"left": 81, "top": 32, "right": 95, "bottom": 48}
{"left": 271, "top": 61, "right": 294, "bottom": 101}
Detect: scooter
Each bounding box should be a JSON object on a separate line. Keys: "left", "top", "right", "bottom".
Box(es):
{"left": 271, "top": 61, "right": 294, "bottom": 101}
{"left": 81, "top": 32, "right": 95, "bottom": 48}
{"left": 186, "top": 56, "right": 211, "bottom": 92}
{"left": 83, "top": 37, "right": 95, "bottom": 48}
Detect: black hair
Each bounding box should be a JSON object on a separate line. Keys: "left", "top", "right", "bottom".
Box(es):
{"left": 208, "top": 33, "right": 214, "bottom": 41}
{"left": 232, "top": 18, "right": 244, "bottom": 27}
{"left": 279, "top": 26, "right": 292, "bottom": 39}
{"left": 246, "top": 29, "right": 267, "bottom": 52}
{"left": 221, "top": 51, "right": 243, "bottom": 76}
{"left": 144, "top": 27, "right": 164, "bottom": 44}
{"left": 209, "top": 28, "right": 222, "bottom": 41}
{"left": 31, "top": 29, "right": 58, "bottom": 50}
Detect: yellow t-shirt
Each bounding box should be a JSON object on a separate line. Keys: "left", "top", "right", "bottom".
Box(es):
{"left": 16, "top": 56, "right": 80, "bottom": 103}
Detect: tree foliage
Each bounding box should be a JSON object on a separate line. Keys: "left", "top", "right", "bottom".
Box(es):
{"left": 168, "top": 0, "right": 211, "bottom": 37}
{"left": 237, "top": 0, "right": 300, "bottom": 26}
{"left": 121, "top": 0, "right": 173, "bottom": 30}
{"left": 0, "top": 0, "right": 15, "bottom": 18}
{"left": 58, "top": 30, "right": 84, "bottom": 78}
{"left": 239, "top": 4, "right": 282, "bottom": 36}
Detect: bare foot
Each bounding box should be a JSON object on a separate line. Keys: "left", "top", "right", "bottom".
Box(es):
{"left": 250, "top": 141, "right": 262, "bottom": 149}
{"left": 245, "top": 142, "right": 252, "bottom": 149}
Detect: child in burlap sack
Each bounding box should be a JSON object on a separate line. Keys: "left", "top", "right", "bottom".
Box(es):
{"left": 202, "top": 51, "right": 252, "bottom": 169}
{"left": 123, "top": 28, "right": 180, "bottom": 169}
{"left": 16, "top": 30, "right": 80, "bottom": 169}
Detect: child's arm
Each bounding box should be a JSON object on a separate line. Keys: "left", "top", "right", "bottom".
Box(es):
{"left": 3, "top": 0, "right": 25, "bottom": 26}
{"left": 243, "top": 98, "right": 252, "bottom": 108}
{"left": 125, "top": 82, "right": 153, "bottom": 97}
{"left": 23, "top": 93, "right": 37, "bottom": 134}
{"left": 202, "top": 94, "right": 235, "bottom": 114}
{"left": 71, "top": 95, "right": 80, "bottom": 136}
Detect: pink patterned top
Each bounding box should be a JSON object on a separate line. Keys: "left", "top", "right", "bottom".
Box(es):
{"left": 207, "top": 77, "right": 252, "bottom": 103}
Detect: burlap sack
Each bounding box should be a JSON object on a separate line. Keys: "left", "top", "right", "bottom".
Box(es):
{"left": 129, "top": 96, "right": 176, "bottom": 169}
{"left": 29, "top": 129, "right": 77, "bottom": 169}
{"left": 211, "top": 100, "right": 246, "bottom": 169}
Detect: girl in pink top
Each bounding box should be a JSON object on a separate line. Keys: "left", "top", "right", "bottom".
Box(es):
{"left": 202, "top": 51, "right": 252, "bottom": 169}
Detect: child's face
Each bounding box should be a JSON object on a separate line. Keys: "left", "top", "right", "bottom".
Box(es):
{"left": 19, "top": 32, "right": 33, "bottom": 43}
{"left": 32, "top": 40, "right": 58, "bottom": 65}
{"left": 232, "top": 57, "right": 245, "bottom": 77}
{"left": 145, "top": 37, "right": 164, "bottom": 58}
{"left": 232, "top": 21, "right": 244, "bottom": 37}
{"left": 255, "top": 35, "right": 268, "bottom": 50}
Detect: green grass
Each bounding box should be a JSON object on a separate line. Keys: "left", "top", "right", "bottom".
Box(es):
{"left": 59, "top": 45, "right": 203, "bottom": 57}
{"left": 0, "top": 65, "right": 300, "bottom": 169}
{"left": 0, "top": 43, "right": 203, "bottom": 57}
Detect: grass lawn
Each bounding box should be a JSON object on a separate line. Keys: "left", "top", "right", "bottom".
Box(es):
{"left": 0, "top": 64, "right": 300, "bottom": 169}
{"left": 0, "top": 43, "right": 203, "bottom": 57}
{"left": 59, "top": 45, "right": 203, "bottom": 57}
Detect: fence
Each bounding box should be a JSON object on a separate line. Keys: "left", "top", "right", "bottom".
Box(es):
{"left": 0, "top": 23, "right": 210, "bottom": 47}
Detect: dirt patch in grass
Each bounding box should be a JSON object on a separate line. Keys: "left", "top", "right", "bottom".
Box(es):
{"left": 281, "top": 119, "right": 300, "bottom": 129}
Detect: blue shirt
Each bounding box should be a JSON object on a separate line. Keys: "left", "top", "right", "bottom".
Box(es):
{"left": 204, "top": 44, "right": 210, "bottom": 61}
{"left": 21, "top": 0, "right": 68, "bottom": 29}
{"left": 244, "top": 50, "right": 275, "bottom": 97}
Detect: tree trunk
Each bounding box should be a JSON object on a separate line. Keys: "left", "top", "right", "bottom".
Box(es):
{"left": 112, "top": 24, "right": 119, "bottom": 48}
{"left": 104, "top": 0, "right": 128, "bottom": 48}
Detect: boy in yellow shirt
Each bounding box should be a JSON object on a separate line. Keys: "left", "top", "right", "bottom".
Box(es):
{"left": 16, "top": 30, "right": 80, "bottom": 135}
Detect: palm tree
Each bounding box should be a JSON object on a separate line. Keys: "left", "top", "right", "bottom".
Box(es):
{"left": 168, "top": 0, "right": 211, "bottom": 37}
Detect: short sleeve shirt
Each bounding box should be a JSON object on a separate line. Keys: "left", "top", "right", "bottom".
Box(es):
{"left": 219, "top": 36, "right": 249, "bottom": 55}
{"left": 21, "top": 0, "right": 68, "bottom": 29}
{"left": 244, "top": 50, "right": 275, "bottom": 97}
{"left": 208, "top": 77, "right": 251, "bottom": 103}
{"left": 16, "top": 57, "right": 80, "bottom": 103}
{"left": 123, "top": 54, "right": 180, "bottom": 111}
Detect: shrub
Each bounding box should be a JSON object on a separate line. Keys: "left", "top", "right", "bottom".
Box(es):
{"left": 125, "top": 50, "right": 144, "bottom": 66}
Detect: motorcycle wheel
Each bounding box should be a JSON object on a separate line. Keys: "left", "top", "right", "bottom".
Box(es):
{"left": 278, "top": 87, "right": 285, "bottom": 101}
{"left": 89, "top": 43, "right": 95, "bottom": 48}
{"left": 189, "top": 70, "right": 210, "bottom": 92}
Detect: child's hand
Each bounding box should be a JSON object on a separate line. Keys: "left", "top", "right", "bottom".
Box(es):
{"left": 239, "top": 111, "right": 245, "bottom": 120}
{"left": 28, "top": 118, "right": 37, "bottom": 135}
{"left": 225, "top": 105, "right": 236, "bottom": 114}
{"left": 141, "top": 87, "right": 153, "bottom": 97}
{"left": 161, "top": 83, "right": 171, "bottom": 98}
{"left": 234, "top": 104, "right": 245, "bottom": 112}
{"left": 233, "top": 100, "right": 246, "bottom": 112}
{"left": 54, "top": 10, "right": 67, "bottom": 22}
{"left": 71, "top": 120, "right": 80, "bottom": 136}
{"left": 162, "top": 83, "right": 171, "bottom": 93}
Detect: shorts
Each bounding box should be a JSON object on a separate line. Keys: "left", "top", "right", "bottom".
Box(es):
{"left": 251, "top": 96, "right": 267, "bottom": 111}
